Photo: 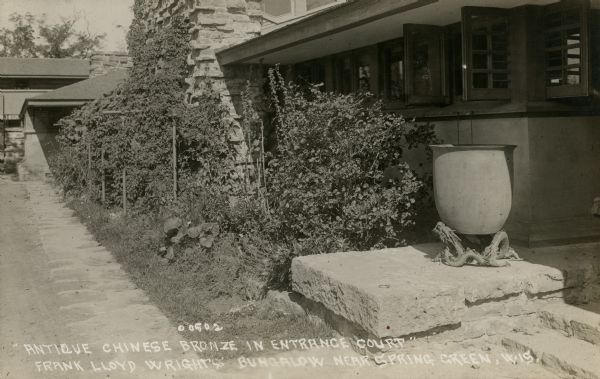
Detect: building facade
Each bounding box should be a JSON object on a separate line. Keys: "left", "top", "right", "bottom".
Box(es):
{"left": 74, "top": 0, "right": 600, "bottom": 246}
{"left": 0, "top": 58, "right": 90, "bottom": 164}
{"left": 0, "top": 53, "right": 132, "bottom": 176}
{"left": 19, "top": 70, "right": 129, "bottom": 179}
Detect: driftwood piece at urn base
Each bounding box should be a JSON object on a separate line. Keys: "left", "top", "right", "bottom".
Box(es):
{"left": 433, "top": 221, "right": 522, "bottom": 267}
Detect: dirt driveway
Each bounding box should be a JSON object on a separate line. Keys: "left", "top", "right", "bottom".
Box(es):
{"left": 0, "top": 177, "right": 208, "bottom": 379}
{"left": 0, "top": 176, "right": 559, "bottom": 379}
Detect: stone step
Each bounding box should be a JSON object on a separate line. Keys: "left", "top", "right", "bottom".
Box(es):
{"left": 502, "top": 330, "right": 600, "bottom": 379}
{"left": 291, "top": 243, "right": 600, "bottom": 339}
{"left": 539, "top": 302, "right": 600, "bottom": 345}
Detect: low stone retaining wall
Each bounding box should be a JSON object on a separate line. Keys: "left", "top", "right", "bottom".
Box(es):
{"left": 291, "top": 242, "right": 600, "bottom": 342}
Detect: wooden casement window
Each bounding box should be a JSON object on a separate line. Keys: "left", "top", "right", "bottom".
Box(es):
{"left": 293, "top": 60, "right": 326, "bottom": 88}
{"left": 333, "top": 48, "right": 378, "bottom": 94}
{"left": 462, "top": 7, "right": 511, "bottom": 101}
{"left": 380, "top": 39, "right": 405, "bottom": 104}
{"left": 404, "top": 24, "right": 449, "bottom": 105}
{"left": 447, "top": 23, "right": 464, "bottom": 100}
{"left": 355, "top": 47, "right": 378, "bottom": 94}
{"left": 543, "top": 0, "right": 590, "bottom": 98}
{"left": 334, "top": 53, "right": 354, "bottom": 94}
{"left": 15, "top": 80, "right": 29, "bottom": 89}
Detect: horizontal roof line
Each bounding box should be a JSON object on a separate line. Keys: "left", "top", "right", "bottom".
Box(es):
{"left": 0, "top": 75, "right": 89, "bottom": 79}
{"left": 216, "top": 0, "right": 437, "bottom": 65}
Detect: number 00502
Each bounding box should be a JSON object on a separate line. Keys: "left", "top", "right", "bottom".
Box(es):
{"left": 177, "top": 323, "right": 223, "bottom": 332}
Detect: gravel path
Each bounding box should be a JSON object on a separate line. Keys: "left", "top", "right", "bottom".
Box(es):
{"left": 0, "top": 178, "right": 209, "bottom": 379}
{"left": 0, "top": 177, "right": 559, "bottom": 379}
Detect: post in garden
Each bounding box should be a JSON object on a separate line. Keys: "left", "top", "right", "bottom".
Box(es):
{"left": 101, "top": 147, "right": 105, "bottom": 205}
{"left": 172, "top": 122, "right": 177, "bottom": 201}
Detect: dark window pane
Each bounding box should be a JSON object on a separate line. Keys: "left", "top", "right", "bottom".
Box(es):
{"left": 547, "top": 70, "right": 563, "bottom": 86}
{"left": 15, "top": 80, "right": 29, "bottom": 89}
{"left": 547, "top": 50, "right": 563, "bottom": 67}
{"left": 337, "top": 56, "right": 353, "bottom": 94}
{"left": 466, "top": 12, "right": 510, "bottom": 93}
{"left": 472, "top": 33, "right": 488, "bottom": 50}
{"left": 388, "top": 46, "right": 404, "bottom": 101}
{"left": 491, "top": 21, "right": 507, "bottom": 34}
{"left": 492, "top": 73, "right": 508, "bottom": 88}
{"left": 473, "top": 73, "right": 488, "bottom": 88}
{"left": 473, "top": 53, "right": 488, "bottom": 69}
{"left": 357, "top": 53, "right": 372, "bottom": 92}
{"left": 491, "top": 34, "right": 508, "bottom": 51}
{"left": 314, "top": 62, "right": 326, "bottom": 87}
{"left": 492, "top": 54, "right": 507, "bottom": 70}
{"left": 545, "top": 31, "right": 562, "bottom": 48}
{"left": 545, "top": 12, "right": 561, "bottom": 29}
{"left": 413, "top": 42, "right": 434, "bottom": 96}
{"left": 405, "top": 24, "right": 445, "bottom": 103}
{"left": 564, "top": 10, "right": 580, "bottom": 25}
{"left": 543, "top": 3, "right": 587, "bottom": 94}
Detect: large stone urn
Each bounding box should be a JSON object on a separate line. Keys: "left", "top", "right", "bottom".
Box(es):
{"left": 430, "top": 144, "right": 520, "bottom": 267}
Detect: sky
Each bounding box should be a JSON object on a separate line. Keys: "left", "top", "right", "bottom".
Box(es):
{"left": 0, "top": 0, "right": 134, "bottom": 52}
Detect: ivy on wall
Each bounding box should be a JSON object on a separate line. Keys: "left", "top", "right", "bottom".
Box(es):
{"left": 52, "top": 1, "right": 238, "bottom": 212}
{"left": 49, "top": 0, "right": 439, "bottom": 293}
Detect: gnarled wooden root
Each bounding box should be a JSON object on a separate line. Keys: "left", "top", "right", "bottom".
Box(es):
{"left": 433, "top": 222, "right": 520, "bottom": 267}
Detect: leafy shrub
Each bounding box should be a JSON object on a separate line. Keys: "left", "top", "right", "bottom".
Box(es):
{"left": 51, "top": 13, "right": 238, "bottom": 214}
{"left": 263, "top": 68, "right": 436, "bottom": 251}
{"left": 49, "top": 0, "right": 438, "bottom": 298}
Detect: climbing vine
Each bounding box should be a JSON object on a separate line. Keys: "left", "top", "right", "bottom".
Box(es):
{"left": 52, "top": 1, "right": 238, "bottom": 212}
{"left": 49, "top": 0, "right": 439, "bottom": 293}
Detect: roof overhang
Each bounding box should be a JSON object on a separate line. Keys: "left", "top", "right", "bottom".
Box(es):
{"left": 217, "top": 0, "right": 559, "bottom": 66}
{"left": 20, "top": 99, "right": 90, "bottom": 118}
{"left": 0, "top": 75, "right": 89, "bottom": 79}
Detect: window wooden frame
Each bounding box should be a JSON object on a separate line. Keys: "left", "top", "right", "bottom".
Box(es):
{"left": 404, "top": 24, "right": 449, "bottom": 105}
{"left": 543, "top": 0, "right": 591, "bottom": 99}
{"left": 333, "top": 52, "right": 356, "bottom": 94}
{"left": 379, "top": 38, "right": 405, "bottom": 105}
{"left": 292, "top": 58, "right": 327, "bottom": 88}
{"left": 355, "top": 46, "right": 379, "bottom": 94}
{"left": 15, "top": 79, "right": 30, "bottom": 89}
{"left": 332, "top": 47, "right": 379, "bottom": 95}
{"left": 462, "top": 7, "right": 511, "bottom": 101}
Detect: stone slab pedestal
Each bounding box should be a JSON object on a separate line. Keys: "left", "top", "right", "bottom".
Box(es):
{"left": 291, "top": 242, "right": 600, "bottom": 339}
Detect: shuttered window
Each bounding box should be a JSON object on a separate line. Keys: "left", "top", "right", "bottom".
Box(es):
{"left": 462, "top": 7, "right": 511, "bottom": 100}
{"left": 404, "top": 24, "right": 449, "bottom": 105}
{"left": 544, "top": 0, "right": 590, "bottom": 98}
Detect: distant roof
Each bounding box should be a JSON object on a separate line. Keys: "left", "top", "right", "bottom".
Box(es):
{"left": 21, "top": 69, "right": 128, "bottom": 115}
{"left": 0, "top": 57, "right": 90, "bottom": 78}
{"left": 29, "top": 69, "right": 128, "bottom": 102}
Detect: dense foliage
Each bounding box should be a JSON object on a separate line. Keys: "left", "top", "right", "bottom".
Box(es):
{"left": 51, "top": 0, "right": 438, "bottom": 295}
{"left": 263, "top": 69, "right": 436, "bottom": 252}
{"left": 53, "top": 13, "right": 237, "bottom": 212}
{"left": 0, "top": 13, "right": 105, "bottom": 58}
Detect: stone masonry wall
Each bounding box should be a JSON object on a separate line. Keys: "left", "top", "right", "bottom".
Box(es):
{"left": 2, "top": 127, "right": 24, "bottom": 163}
{"left": 89, "top": 51, "right": 134, "bottom": 77}
{"left": 140, "top": 0, "right": 265, "bottom": 130}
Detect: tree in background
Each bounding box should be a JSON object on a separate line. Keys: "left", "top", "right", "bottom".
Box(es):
{"left": 0, "top": 12, "right": 105, "bottom": 58}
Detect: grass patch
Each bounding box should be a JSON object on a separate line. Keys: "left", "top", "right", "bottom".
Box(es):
{"left": 67, "top": 197, "right": 332, "bottom": 360}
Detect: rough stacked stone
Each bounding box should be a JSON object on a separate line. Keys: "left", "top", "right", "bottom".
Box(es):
{"left": 141, "top": 0, "right": 265, "bottom": 128}
{"left": 2, "top": 128, "right": 25, "bottom": 162}
{"left": 89, "top": 51, "right": 133, "bottom": 77}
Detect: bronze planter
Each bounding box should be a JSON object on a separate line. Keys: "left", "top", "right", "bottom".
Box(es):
{"left": 430, "top": 144, "right": 519, "bottom": 267}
